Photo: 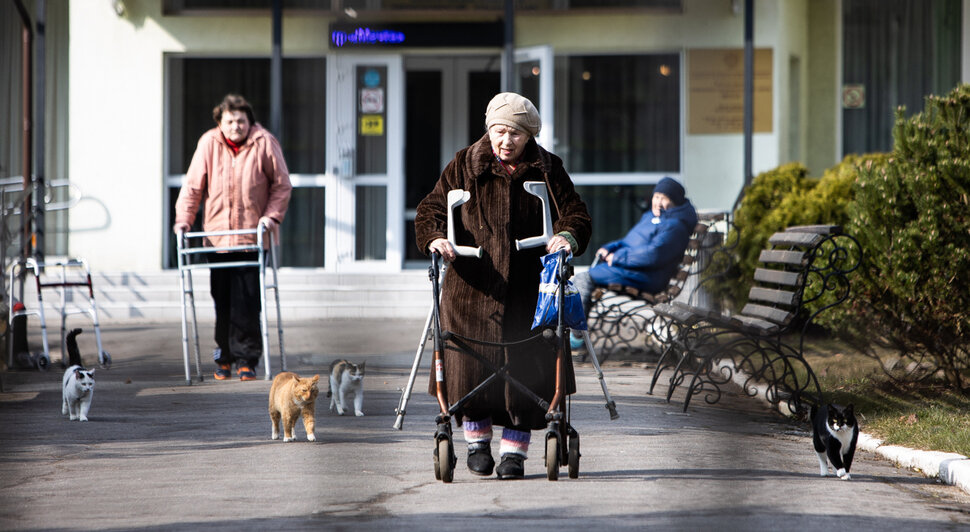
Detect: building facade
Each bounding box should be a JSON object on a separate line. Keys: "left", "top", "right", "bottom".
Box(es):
{"left": 2, "top": 0, "right": 967, "bottom": 274}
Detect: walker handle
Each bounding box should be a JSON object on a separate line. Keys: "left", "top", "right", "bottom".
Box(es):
{"left": 446, "top": 190, "right": 483, "bottom": 258}
{"left": 515, "top": 181, "right": 553, "bottom": 250}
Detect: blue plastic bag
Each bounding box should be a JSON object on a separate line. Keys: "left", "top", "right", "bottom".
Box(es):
{"left": 532, "top": 251, "right": 587, "bottom": 331}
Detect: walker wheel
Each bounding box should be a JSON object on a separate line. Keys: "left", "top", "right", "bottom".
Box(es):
{"left": 545, "top": 435, "right": 560, "bottom": 481}
{"left": 435, "top": 437, "right": 455, "bottom": 483}
{"left": 35, "top": 353, "right": 51, "bottom": 371}
{"left": 568, "top": 434, "right": 580, "bottom": 479}
{"left": 100, "top": 351, "right": 112, "bottom": 369}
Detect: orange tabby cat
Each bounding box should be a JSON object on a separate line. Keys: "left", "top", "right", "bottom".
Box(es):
{"left": 268, "top": 372, "right": 320, "bottom": 442}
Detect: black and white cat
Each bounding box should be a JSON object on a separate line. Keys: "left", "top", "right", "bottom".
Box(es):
{"left": 328, "top": 359, "right": 365, "bottom": 417}
{"left": 811, "top": 402, "right": 858, "bottom": 480}
{"left": 62, "top": 328, "right": 95, "bottom": 421}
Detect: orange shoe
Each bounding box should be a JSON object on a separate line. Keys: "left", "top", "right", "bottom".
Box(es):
{"left": 237, "top": 366, "right": 257, "bottom": 381}
{"left": 214, "top": 363, "right": 232, "bottom": 380}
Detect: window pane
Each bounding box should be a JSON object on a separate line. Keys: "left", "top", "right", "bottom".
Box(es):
{"left": 517, "top": 60, "right": 540, "bottom": 113}
{"left": 842, "top": 0, "right": 961, "bottom": 154}
{"left": 467, "top": 71, "right": 501, "bottom": 145}
{"left": 406, "top": 70, "right": 442, "bottom": 210}
{"left": 574, "top": 184, "right": 653, "bottom": 266}
{"left": 356, "top": 66, "right": 388, "bottom": 175}
{"left": 279, "top": 187, "right": 325, "bottom": 267}
{"left": 356, "top": 185, "right": 387, "bottom": 260}
{"left": 557, "top": 54, "right": 680, "bottom": 173}
{"left": 405, "top": 219, "right": 423, "bottom": 262}
{"left": 283, "top": 58, "right": 327, "bottom": 173}
{"left": 168, "top": 56, "right": 326, "bottom": 174}
{"left": 166, "top": 186, "right": 205, "bottom": 269}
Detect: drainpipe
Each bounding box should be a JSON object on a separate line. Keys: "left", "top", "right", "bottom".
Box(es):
{"left": 503, "top": 0, "right": 514, "bottom": 92}
{"left": 13, "top": 0, "right": 33, "bottom": 261}
{"left": 270, "top": 0, "right": 282, "bottom": 140}
{"left": 733, "top": 0, "right": 754, "bottom": 215}
{"left": 34, "top": 0, "right": 46, "bottom": 262}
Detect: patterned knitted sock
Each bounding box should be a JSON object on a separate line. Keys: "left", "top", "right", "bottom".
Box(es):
{"left": 499, "top": 427, "right": 531, "bottom": 458}
{"left": 463, "top": 417, "right": 493, "bottom": 450}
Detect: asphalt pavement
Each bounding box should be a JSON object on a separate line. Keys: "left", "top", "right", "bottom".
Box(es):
{"left": 1, "top": 319, "right": 969, "bottom": 531}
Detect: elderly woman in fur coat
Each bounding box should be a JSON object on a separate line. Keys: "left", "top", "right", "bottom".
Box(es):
{"left": 415, "top": 92, "right": 591, "bottom": 480}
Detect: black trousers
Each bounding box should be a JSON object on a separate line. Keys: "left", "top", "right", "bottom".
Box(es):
{"left": 208, "top": 252, "right": 262, "bottom": 369}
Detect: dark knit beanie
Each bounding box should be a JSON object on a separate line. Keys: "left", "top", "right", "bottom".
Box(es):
{"left": 653, "top": 177, "right": 686, "bottom": 206}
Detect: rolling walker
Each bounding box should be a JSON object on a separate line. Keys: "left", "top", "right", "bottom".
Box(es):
{"left": 176, "top": 222, "right": 285, "bottom": 384}
{"left": 6, "top": 257, "right": 110, "bottom": 370}
{"left": 393, "top": 182, "right": 618, "bottom": 482}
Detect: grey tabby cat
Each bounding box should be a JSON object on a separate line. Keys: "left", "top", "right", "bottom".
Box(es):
{"left": 328, "top": 359, "right": 365, "bottom": 416}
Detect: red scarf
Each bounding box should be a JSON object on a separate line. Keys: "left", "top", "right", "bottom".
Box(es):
{"left": 225, "top": 136, "right": 244, "bottom": 154}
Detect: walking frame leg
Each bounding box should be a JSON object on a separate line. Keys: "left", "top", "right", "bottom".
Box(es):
{"left": 582, "top": 330, "right": 619, "bottom": 420}
{"left": 188, "top": 273, "right": 202, "bottom": 382}
{"left": 393, "top": 302, "right": 435, "bottom": 430}
{"left": 178, "top": 263, "right": 192, "bottom": 385}
{"left": 33, "top": 272, "right": 52, "bottom": 367}
{"left": 269, "top": 235, "right": 285, "bottom": 373}
{"left": 258, "top": 246, "right": 271, "bottom": 380}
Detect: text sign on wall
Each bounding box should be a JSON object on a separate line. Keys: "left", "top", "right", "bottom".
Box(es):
{"left": 329, "top": 22, "right": 504, "bottom": 49}
{"left": 688, "top": 48, "right": 773, "bottom": 134}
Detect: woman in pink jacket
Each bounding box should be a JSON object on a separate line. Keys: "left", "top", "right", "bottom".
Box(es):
{"left": 173, "top": 94, "right": 292, "bottom": 381}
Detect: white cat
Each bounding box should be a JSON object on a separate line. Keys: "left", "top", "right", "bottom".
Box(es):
{"left": 328, "top": 359, "right": 365, "bottom": 417}
{"left": 62, "top": 365, "right": 95, "bottom": 422}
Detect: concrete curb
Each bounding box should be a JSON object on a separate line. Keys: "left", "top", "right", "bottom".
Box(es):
{"left": 857, "top": 433, "right": 970, "bottom": 495}
{"left": 717, "top": 359, "right": 970, "bottom": 496}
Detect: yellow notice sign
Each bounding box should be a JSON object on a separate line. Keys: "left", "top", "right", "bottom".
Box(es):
{"left": 360, "top": 114, "right": 384, "bottom": 136}
{"left": 688, "top": 48, "right": 773, "bottom": 134}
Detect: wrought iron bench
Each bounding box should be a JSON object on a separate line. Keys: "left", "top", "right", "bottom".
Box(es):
{"left": 647, "top": 225, "right": 861, "bottom": 417}
{"left": 584, "top": 212, "right": 731, "bottom": 361}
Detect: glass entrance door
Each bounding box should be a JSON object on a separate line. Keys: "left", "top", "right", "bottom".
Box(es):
{"left": 514, "top": 45, "right": 554, "bottom": 150}
{"left": 403, "top": 55, "right": 501, "bottom": 264}
{"left": 326, "top": 54, "right": 404, "bottom": 272}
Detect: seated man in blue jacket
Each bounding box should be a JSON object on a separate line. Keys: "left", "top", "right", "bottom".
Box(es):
{"left": 570, "top": 177, "right": 697, "bottom": 349}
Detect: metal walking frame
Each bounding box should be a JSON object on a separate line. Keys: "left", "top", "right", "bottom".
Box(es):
{"left": 176, "top": 222, "right": 285, "bottom": 385}
{"left": 392, "top": 181, "right": 618, "bottom": 482}
{"left": 6, "top": 257, "right": 110, "bottom": 370}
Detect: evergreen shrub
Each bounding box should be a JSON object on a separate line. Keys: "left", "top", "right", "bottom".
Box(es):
{"left": 844, "top": 84, "right": 970, "bottom": 391}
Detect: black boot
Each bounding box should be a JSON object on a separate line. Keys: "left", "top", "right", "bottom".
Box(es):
{"left": 467, "top": 443, "right": 495, "bottom": 476}
{"left": 495, "top": 453, "right": 525, "bottom": 480}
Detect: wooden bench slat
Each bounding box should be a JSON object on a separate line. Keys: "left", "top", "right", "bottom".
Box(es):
{"left": 786, "top": 224, "right": 842, "bottom": 235}
{"left": 733, "top": 315, "right": 781, "bottom": 333}
{"left": 768, "top": 231, "right": 824, "bottom": 248}
{"left": 654, "top": 302, "right": 698, "bottom": 323}
{"left": 740, "top": 302, "right": 795, "bottom": 325}
{"left": 748, "top": 286, "right": 798, "bottom": 306}
{"left": 753, "top": 268, "right": 802, "bottom": 286}
{"left": 758, "top": 249, "right": 808, "bottom": 266}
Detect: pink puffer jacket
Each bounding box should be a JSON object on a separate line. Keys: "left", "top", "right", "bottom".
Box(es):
{"left": 175, "top": 124, "right": 292, "bottom": 249}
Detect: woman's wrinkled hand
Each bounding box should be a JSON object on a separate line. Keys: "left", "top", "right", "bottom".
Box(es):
{"left": 429, "top": 238, "right": 456, "bottom": 262}
{"left": 546, "top": 234, "right": 572, "bottom": 254}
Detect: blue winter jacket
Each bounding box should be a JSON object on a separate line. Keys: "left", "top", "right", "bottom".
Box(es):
{"left": 588, "top": 200, "right": 698, "bottom": 294}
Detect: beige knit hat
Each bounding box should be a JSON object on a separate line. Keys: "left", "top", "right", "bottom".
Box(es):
{"left": 485, "top": 92, "right": 541, "bottom": 137}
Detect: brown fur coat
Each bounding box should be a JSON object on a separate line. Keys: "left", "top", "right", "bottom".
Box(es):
{"left": 415, "top": 134, "right": 591, "bottom": 429}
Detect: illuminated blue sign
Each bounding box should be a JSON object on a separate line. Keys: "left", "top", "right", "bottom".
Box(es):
{"left": 328, "top": 22, "right": 503, "bottom": 49}
{"left": 331, "top": 27, "right": 406, "bottom": 48}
